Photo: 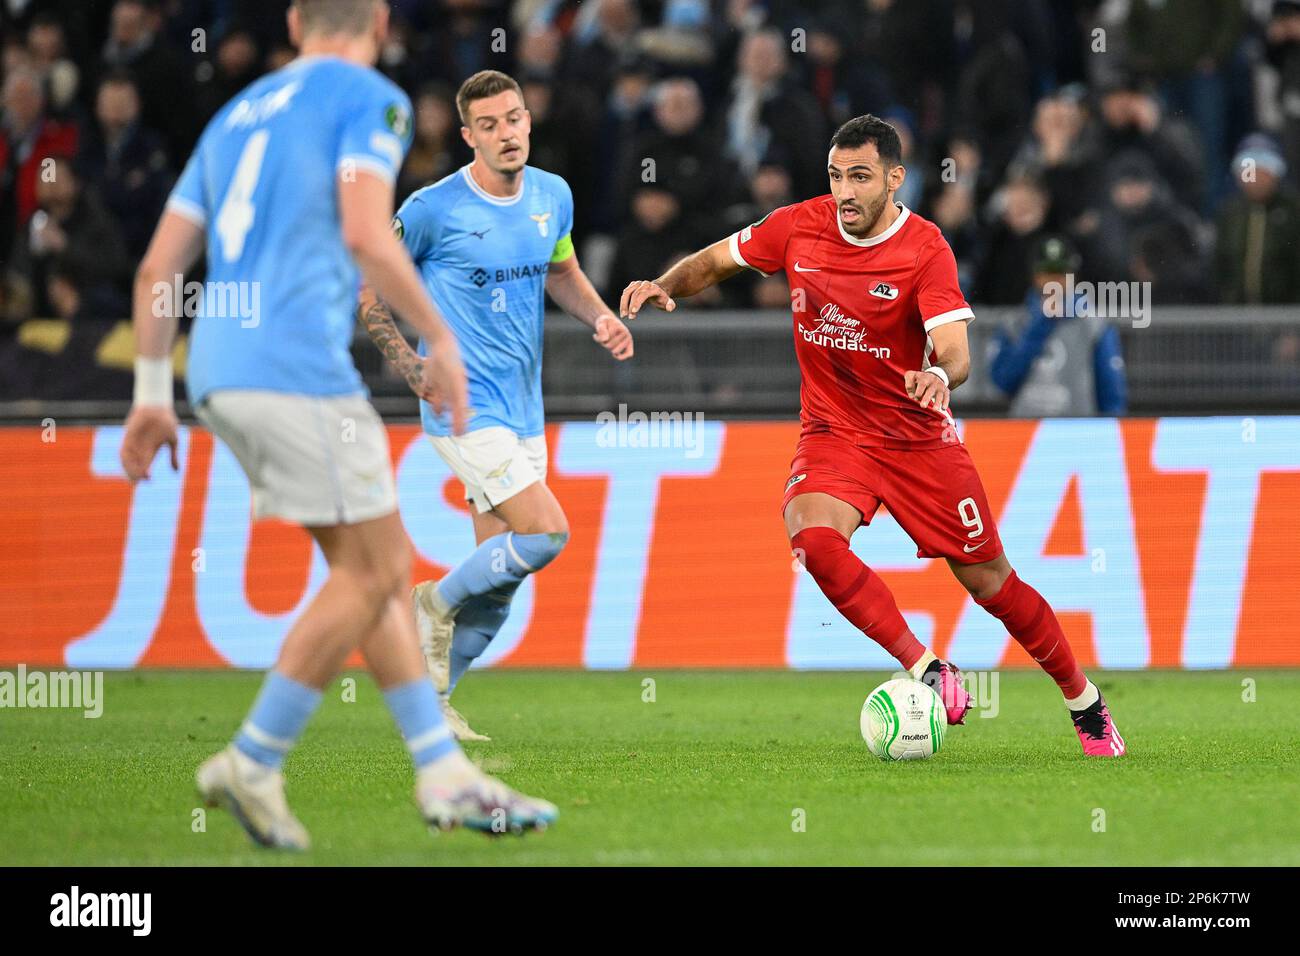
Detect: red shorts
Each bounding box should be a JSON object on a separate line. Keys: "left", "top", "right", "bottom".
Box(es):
{"left": 781, "top": 430, "right": 1004, "bottom": 565}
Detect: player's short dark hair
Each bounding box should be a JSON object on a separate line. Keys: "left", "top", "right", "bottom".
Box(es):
{"left": 829, "top": 115, "right": 903, "bottom": 167}
{"left": 292, "top": 0, "right": 378, "bottom": 37}
{"left": 456, "top": 70, "right": 524, "bottom": 125}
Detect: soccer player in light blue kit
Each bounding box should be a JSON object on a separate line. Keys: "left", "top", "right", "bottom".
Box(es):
{"left": 119, "top": 1, "right": 556, "bottom": 849}
{"left": 359, "top": 70, "right": 633, "bottom": 741}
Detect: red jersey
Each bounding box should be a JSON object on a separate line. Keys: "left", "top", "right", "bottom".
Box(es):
{"left": 729, "top": 197, "right": 973, "bottom": 449}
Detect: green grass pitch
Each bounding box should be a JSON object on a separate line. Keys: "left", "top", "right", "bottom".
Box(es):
{"left": 3, "top": 670, "right": 1298, "bottom": 866}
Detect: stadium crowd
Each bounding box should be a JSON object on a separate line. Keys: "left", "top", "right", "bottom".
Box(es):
{"left": 1, "top": 0, "right": 1299, "bottom": 402}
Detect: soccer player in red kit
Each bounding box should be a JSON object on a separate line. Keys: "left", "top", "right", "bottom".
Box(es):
{"left": 619, "top": 115, "right": 1125, "bottom": 756}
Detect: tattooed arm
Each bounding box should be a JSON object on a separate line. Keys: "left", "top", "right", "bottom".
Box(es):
{"left": 357, "top": 284, "right": 430, "bottom": 400}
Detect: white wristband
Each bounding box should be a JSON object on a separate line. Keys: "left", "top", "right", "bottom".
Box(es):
{"left": 133, "top": 356, "right": 174, "bottom": 408}
{"left": 925, "top": 365, "right": 950, "bottom": 388}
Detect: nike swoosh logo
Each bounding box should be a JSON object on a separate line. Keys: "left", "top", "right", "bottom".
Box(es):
{"left": 963, "top": 540, "right": 987, "bottom": 553}
{"left": 792, "top": 261, "right": 821, "bottom": 272}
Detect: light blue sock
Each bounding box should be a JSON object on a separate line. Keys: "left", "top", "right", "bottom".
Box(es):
{"left": 384, "top": 678, "right": 459, "bottom": 769}
{"left": 435, "top": 531, "right": 567, "bottom": 611}
{"left": 448, "top": 584, "right": 518, "bottom": 693}
{"left": 233, "top": 671, "right": 323, "bottom": 770}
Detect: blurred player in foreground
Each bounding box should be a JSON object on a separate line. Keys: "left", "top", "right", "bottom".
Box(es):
{"left": 620, "top": 115, "right": 1125, "bottom": 757}
{"left": 359, "top": 70, "right": 632, "bottom": 741}
{"left": 119, "top": 0, "right": 557, "bottom": 849}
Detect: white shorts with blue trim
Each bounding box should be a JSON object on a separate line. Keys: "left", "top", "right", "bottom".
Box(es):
{"left": 428, "top": 426, "right": 548, "bottom": 514}
{"left": 196, "top": 389, "right": 398, "bottom": 527}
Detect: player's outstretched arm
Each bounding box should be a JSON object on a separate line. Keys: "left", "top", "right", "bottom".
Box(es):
{"left": 619, "top": 237, "right": 742, "bottom": 320}
{"left": 546, "top": 253, "right": 633, "bottom": 360}
{"left": 356, "top": 285, "right": 431, "bottom": 398}
{"left": 120, "top": 209, "right": 205, "bottom": 482}
{"left": 340, "top": 171, "right": 469, "bottom": 433}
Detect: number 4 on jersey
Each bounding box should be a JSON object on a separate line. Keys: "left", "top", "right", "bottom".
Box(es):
{"left": 215, "top": 130, "right": 270, "bottom": 263}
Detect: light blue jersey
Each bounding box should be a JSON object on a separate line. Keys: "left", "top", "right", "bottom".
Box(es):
{"left": 167, "top": 55, "right": 413, "bottom": 405}
{"left": 395, "top": 165, "right": 574, "bottom": 438}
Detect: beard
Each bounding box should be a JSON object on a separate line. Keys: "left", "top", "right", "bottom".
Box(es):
{"left": 841, "top": 187, "right": 891, "bottom": 237}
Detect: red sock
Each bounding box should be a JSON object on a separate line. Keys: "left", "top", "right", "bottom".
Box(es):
{"left": 791, "top": 527, "right": 925, "bottom": 669}
{"left": 976, "top": 570, "right": 1087, "bottom": 699}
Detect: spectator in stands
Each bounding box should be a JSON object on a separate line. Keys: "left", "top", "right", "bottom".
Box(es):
{"left": 1215, "top": 133, "right": 1300, "bottom": 303}
{"left": 725, "top": 157, "right": 794, "bottom": 235}
{"left": 1082, "top": 151, "right": 1206, "bottom": 295}
{"left": 635, "top": 0, "right": 714, "bottom": 73}
{"left": 1265, "top": 0, "right": 1300, "bottom": 185}
{"left": 883, "top": 107, "right": 924, "bottom": 211}
{"left": 518, "top": 67, "right": 596, "bottom": 233}
{"left": 397, "top": 82, "right": 459, "bottom": 200}
{"left": 26, "top": 14, "right": 80, "bottom": 116}
{"left": 418, "top": 0, "right": 516, "bottom": 87}
{"left": 1, "top": 0, "right": 1299, "bottom": 412}
{"left": 989, "top": 234, "right": 1128, "bottom": 418}
{"left": 2, "top": 31, "right": 29, "bottom": 77}
{"left": 375, "top": 12, "right": 422, "bottom": 92}
{"left": 723, "top": 28, "right": 826, "bottom": 201}
{"left": 99, "top": 0, "right": 192, "bottom": 156}
{"left": 42, "top": 260, "right": 134, "bottom": 400}
{"left": 858, "top": 0, "right": 956, "bottom": 139}
{"left": 1130, "top": 218, "right": 1212, "bottom": 305}
{"left": 1008, "top": 85, "right": 1101, "bottom": 230}
{"left": 1125, "top": 0, "right": 1245, "bottom": 211}
{"left": 800, "top": 15, "right": 892, "bottom": 131}
{"left": 606, "top": 185, "right": 701, "bottom": 304}
{"left": 720, "top": 156, "right": 794, "bottom": 308}
{"left": 1092, "top": 71, "right": 1205, "bottom": 214}
{"left": 0, "top": 65, "right": 79, "bottom": 264}
{"left": 752, "top": 270, "right": 791, "bottom": 309}
{"left": 563, "top": 0, "right": 641, "bottom": 104}
{"left": 626, "top": 77, "right": 735, "bottom": 223}
{"left": 971, "top": 174, "right": 1053, "bottom": 305}
{"left": 265, "top": 42, "right": 296, "bottom": 73}
{"left": 193, "top": 28, "right": 262, "bottom": 128}
{"left": 8, "top": 156, "right": 130, "bottom": 320}
{"left": 925, "top": 135, "right": 982, "bottom": 287}
{"left": 79, "top": 70, "right": 172, "bottom": 258}
{"left": 515, "top": 23, "right": 563, "bottom": 76}
{"left": 587, "top": 52, "right": 655, "bottom": 235}
{"left": 953, "top": 2, "right": 1035, "bottom": 187}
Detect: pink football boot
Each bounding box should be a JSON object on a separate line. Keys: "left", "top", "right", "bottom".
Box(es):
{"left": 1071, "top": 694, "right": 1127, "bottom": 757}
{"left": 923, "top": 660, "right": 972, "bottom": 725}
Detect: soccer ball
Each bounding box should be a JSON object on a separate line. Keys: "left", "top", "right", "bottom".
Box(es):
{"left": 860, "top": 678, "right": 946, "bottom": 761}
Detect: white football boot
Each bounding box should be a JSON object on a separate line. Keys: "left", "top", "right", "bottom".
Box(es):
{"left": 441, "top": 695, "right": 491, "bottom": 742}
{"left": 416, "top": 751, "right": 557, "bottom": 835}
{"left": 196, "top": 745, "right": 310, "bottom": 851}
{"left": 411, "top": 581, "right": 455, "bottom": 693}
